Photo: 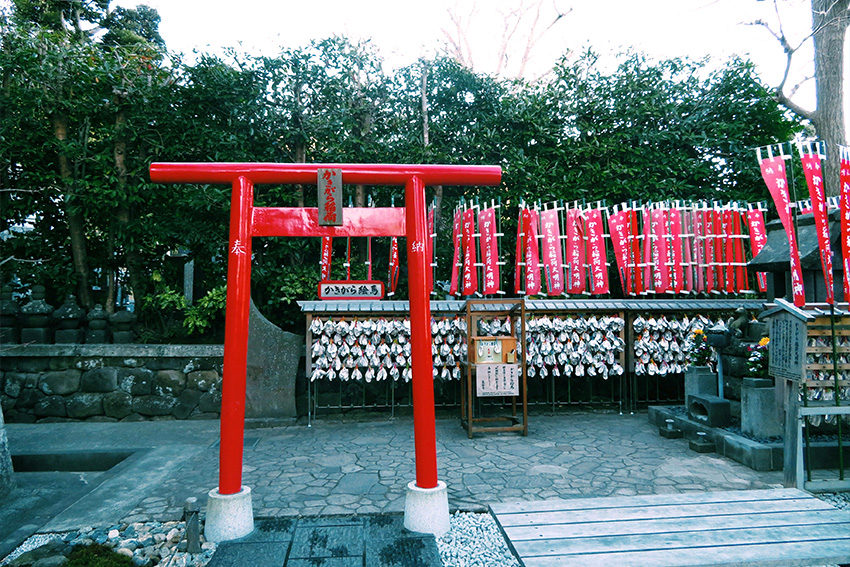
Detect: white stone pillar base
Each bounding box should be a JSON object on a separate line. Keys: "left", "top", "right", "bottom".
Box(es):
{"left": 204, "top": 486, "right": 254, "bottom": 542}
{"left": 403, "top": 480, "right": 450, "bottom": 536}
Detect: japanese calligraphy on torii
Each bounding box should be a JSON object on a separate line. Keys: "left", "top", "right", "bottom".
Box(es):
{"left": 318, "top": 168, "right": 343, "bottom": 226}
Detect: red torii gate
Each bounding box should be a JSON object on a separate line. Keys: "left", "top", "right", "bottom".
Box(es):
{"left": 149, "top": 162, "right": 501, "bottom": 538}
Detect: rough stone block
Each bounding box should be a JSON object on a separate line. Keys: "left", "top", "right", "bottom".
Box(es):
{"left": 15, "top": 388, "right": 44, "bottom": 410}
{"left": 659, "top": 426, "right": 683, "bottom": 439}
{"left": 198, "top": 390, "right": 222, "bottom": 414}
{"left": 84, "top": 329, "right": 110, "bottom": 344}
{"left": 21, "top": 328, "right": 52, "bottom": 344}
{"left": 1, "top": 396, "right": 14, "bottom": 412}
{"left": 117, "top": 368, "right": 154, "bottom": 395}
{"left": 133, "top": 395, "right": 176, "bottom": 416}
{"left": 81, "top": 367, "right": 118, "bottom": 393}
{"left": 0, "top": 327, "right": 19, "bottom": 344}
{"left": 17, "top": 358, "right": 49, "bottom": 373}
{"left": 246, "top": 300, "right": 303, "bottom": 419}
{"left": 3, "top": 373, "right": 26, "bottom": 397}
{"left": 741, "top": 378, "right": 782, "bottom": 439}
{"left": 39, "top": 370, "right": 81, "bottom": 396}
{"left": 689, "top": 437, "right": 716, "bottom": 453}
{"left": 684, "top": 367, "right": 716, "bottom": 400}
{"left": 173, "top": 389, "right": 203, "bottom": 420}
{"left": 112, "top": 330, "right": 134, "bottom": 344}
{"left": 66, "top": 393, "right": 103, "bottom": 419}
{"left": 687, "top": 394, "right": 731, "bottom": 428}
{"left": 48, "top": 357, "right": 74, "bottom": 371}
{"left": 34, "top": 395, "right": 66, "bottom": 418}
{"left": 187, "top": 370, "right": 218, "bottom": 392}
{"left": 103, "top": 391, "right": 133, "bottom": 419}
{"left": 74, "top": 358, "right": 104, "bottom": 371}
{"left": 55, "top": 328, "right": 84, "bottom": 344}
{"left": 146, "top": 358, "right": 187, "bottom": 372}
{"left": 155, "top": 370, "right": 186, "bottom": 397}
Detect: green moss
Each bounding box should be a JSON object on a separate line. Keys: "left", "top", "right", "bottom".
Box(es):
{"left": 66, "top": 544, "right": 134, "bottom": 567}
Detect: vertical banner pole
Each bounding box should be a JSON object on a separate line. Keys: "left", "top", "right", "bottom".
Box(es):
{"left": 220, "top": 175, "right": 253, "bottom": 495}
{"left": 405, "top": 175, "right": 439, "bottom": 489}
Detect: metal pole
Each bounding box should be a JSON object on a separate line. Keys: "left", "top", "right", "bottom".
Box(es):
{"left": 716, "top": 349, "right": 724, "bottom": 399}
{"left": 406, "top": 175, "right": 439, "bottom": 489}
{"left": 830, "top": 304, "right": 845, "bottom": 480}
{"left": 219, "top": 175, "right": 253, "bottom": 495}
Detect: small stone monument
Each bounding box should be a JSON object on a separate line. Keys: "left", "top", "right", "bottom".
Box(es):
{"left": 0, "top": 284, "right": 19, "bottom": 344}
{"left": 85, "top": 304, "right": 111, "bottom": 344}
{"left": 53, "top": 295, "right": 86, "bottom": 344}
{"left": 110, "top": 309, "right": 136, "bottom": 344}
{"left": 19, "top": 285, "right": 53, "bottom": 344}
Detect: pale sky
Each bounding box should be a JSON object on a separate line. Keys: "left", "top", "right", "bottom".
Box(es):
{"left": 119, "top": 0, "right": 815, "bottom": 91}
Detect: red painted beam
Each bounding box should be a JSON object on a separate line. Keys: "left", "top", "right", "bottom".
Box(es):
{"left": 252, "top": 207, "right": 405, "bottom": 238}
{"left": 150, "top": 162, "right": 501, "bottom": 187}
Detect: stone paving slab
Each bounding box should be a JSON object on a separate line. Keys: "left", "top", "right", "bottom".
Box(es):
{"left": 206, "top": 515, "right": 440, "bottom": 567}
{"left": 3, "top": 413, "right": 785, "bottom": 549}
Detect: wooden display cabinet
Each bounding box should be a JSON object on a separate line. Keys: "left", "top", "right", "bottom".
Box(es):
{"left": 461, "top": 298, "right": 528, "bottom": 438}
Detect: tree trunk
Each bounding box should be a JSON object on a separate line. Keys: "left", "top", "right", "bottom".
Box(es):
{"left": 811, "top": 0, "right": 849, "bottom": 196}
{"left": 294, "top": 142, "right": 306, "bottom": 207}
{"left": 52, "top": 113, "right": 93, "bottom": 308}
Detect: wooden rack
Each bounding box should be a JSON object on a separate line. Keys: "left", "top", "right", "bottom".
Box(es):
{"left": 461, "top": 298, "right": 528, "bottom": 438}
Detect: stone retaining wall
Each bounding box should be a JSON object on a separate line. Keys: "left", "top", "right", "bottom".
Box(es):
{"left": 0, "top": 345, "right": 224, "bottom": 423}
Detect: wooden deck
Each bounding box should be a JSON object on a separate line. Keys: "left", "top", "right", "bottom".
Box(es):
{"left": 490, "top": 489, "right": 850, "bottom": 567}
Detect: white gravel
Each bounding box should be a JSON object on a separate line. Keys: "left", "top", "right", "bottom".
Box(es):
{"left": 437, "top": 511, "right": 520, "bottom": 567}
{"left": 0, "top": 533, "right": 62, "bottom": 566}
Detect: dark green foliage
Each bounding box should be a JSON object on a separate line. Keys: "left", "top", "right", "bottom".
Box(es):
{"left": 1, "top": 1, "right": 803, "bottom": 335}
{"left": 66, "top": 543, "right": 134, "bottom": 567}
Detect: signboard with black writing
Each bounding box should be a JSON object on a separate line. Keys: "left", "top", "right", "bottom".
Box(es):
{"left": 318, "top": 168, "right": 342, "bottom": 226}
{"left": 768, "top": 311, "right": 806, "bottom": 381}
{"left": 476, "top": 363, "right": 519, "bottom": 397}
{"left": 318, "top": 280, "right": 384, "bottom": 300}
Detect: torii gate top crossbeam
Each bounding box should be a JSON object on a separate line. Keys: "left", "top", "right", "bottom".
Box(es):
{"left": 149, "top": 162, "right": 502, "bottom": 187}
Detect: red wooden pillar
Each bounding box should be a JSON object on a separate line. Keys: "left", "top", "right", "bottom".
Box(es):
{"left": 405, "top": 175, "right": 439, "bottom": 489}
{"left": 219, "top": 175, "right": 254, "bottom": 495}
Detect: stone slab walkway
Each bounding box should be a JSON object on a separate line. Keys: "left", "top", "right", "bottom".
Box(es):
{"left": 3, "top": 412, "right": 786, "bottom": 561}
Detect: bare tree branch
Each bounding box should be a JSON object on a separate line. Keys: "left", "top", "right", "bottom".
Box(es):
{"left": 0, "top": 256, "right": 44, "bottom": 267}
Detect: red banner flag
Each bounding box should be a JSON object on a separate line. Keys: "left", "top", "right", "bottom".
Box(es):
{"left": 681, "top": 205, "right": 695, "bottom": 293}
{"left": 388, "top": 237, "right": 400, "bottom": 295}
{"left": 539, "top": 208, "right": 564, "bottom": 295}
{"left": 565, "top": 208, "right": 586, "bottom": 294}
{"left": 693, "top": 205, "right": 706, "bottom": 293}
{"left": 629, "top": 207, "right": 644, "bottom": 295}
{"left": 747, "top": 204, "right": 769, "bottom": 292}
{"left": 461, "top": 207, "right": 478, "bottom": 296}
{"left": 840, "top": 146, "right": 850, "bottom": 300}
{"left": 426, "top": 205, "right": 435, "bottom": 295}
{"left": 320, "top": 237, "right": 333, "bottom": 281}
{"left": 585, "top": 207, "right": 610, "bottom": 294}
{"left": 732, "top": 203, "right": 750, "bottom": 293}
{"left": 722, "top": 206, "right": 735, "bottom": 293}
{"left": 524, "top": 208, "right": 541, "bottom": 295}
{"left": 478, "top": 207, "right": 500, "bottom": 295}
{"left": 449, "top": 208, "right": 463, "bottom": 296}
{"left": 759, "top": 152, "right": 805, "bottom": 306}
{"left": 641, "top": 206, "right": 653, "bottom": 294}
{"left": 651, "top": 206, "right": 670, "bottom": 293}
{"left": 800, "top": 147, "right": 834, "bottom": 304}
{"left": 607, "top": 208, "right": 632, "bottom": 295}
{"left": 514, "top": 207, "right": 525, "bottom": 295}
{"left": 668, "top": 206, "right": 684, "bottom": 294}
